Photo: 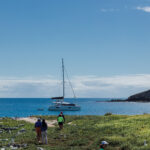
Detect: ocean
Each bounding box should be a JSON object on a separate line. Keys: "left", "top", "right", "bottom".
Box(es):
{"left": 0, "top": 98, "right": 150, "bottom": 117}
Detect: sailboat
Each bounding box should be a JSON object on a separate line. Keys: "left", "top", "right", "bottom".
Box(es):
{"left": 48, "top": 59, "right": 80, "bottom": 111}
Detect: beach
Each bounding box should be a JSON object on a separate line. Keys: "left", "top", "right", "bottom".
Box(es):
{"left": 17, "top": 117, "right": 57, "bottom": 127}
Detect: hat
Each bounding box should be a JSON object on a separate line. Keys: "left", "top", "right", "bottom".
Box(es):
{"left": 101, "top": 141, "right": 109, "bottom": 145}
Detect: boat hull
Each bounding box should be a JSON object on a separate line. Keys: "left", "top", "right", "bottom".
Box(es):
{"left": 48, "top": 105, "right": 80, "bottom": 111}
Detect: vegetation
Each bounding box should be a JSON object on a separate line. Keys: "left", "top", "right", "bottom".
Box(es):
{"left": 1, "top": 114, "right": 150, "bottom": 149}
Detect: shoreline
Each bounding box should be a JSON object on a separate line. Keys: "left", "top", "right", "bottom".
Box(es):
{"left": 16, "top": 116, "right": 57, "bottom": 127}
{"left": 96, "top": 100, "right": 150, "bottom": 103}
{"left": 1, "top": 111, "right": 150, "bottom": 118}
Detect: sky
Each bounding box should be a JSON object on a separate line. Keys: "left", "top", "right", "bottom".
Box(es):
{"left": 0, "top": 0, "right": 150, "bottom": 98}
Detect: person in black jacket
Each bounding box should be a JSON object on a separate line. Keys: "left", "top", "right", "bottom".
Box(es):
{"left": 41, "top": 119, "right": 48, "bottom": 144}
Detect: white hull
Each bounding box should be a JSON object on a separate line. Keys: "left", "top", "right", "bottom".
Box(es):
{"left": 48, "top": 105, "right": 80, "bottom": 111}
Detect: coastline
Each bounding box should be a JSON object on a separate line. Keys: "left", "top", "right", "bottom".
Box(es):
{"left": 96, "top": 99, "right": 150, "bottom": 103}
{"left": 16, "top": 117, "right": 57, "bottom": 127}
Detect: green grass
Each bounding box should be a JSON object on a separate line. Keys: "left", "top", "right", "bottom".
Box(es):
{"left": 1, "top": 114, "right": 150, "bottom": 149}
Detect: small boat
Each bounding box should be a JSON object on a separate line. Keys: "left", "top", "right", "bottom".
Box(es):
{"left": 37, "top": 108, "right": 44, "bottom": 111}
{"left": 48, "top": 59, "right": 80, "bottom": 111}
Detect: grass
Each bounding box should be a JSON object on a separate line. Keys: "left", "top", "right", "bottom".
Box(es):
{"left": 1, "top": 114, "right": 150, "bottom": 149}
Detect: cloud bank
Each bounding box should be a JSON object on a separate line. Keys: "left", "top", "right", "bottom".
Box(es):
{"left": 136, "top": 6, "right": 150, "bottom": 13}
{"left": 100, "top": 6, "right": 150, "bottom": 13}
{"left": 100, "top": 8, "right": 119, "bottom": 13}
{"left": 0, "top": 74, "right": 150, "bottom": 98}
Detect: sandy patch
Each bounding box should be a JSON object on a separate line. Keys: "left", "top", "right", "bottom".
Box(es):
{"left": 17, "top": 117, "right": 57, "bottom": 127}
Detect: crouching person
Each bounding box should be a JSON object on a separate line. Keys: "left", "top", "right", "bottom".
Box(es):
{"left": 100, "top": 141, "right": 109, "bottom": 150}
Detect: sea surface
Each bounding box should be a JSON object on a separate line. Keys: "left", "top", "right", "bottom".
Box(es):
{"left": 0, "top": 98, "right": 150, "bottom": 117}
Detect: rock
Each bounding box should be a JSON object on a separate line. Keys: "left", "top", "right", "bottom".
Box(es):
{"left": 37, "top": 147, "right": 44, "bottom": 150}
{"left": 109, "top": 99, "right": 125, "bottom": 102}
{"left": 144, "top": 140, "right": 147, "bottom": 146}
{"left": 2, "top": 127, "right": 18, "bottom": 131}
{"left": 0, "top": 130, "right": 3, "bottom": 133}
{"left": 0, "top": 139, "right": 8, "bottom": 141}
{"left": 11, "top": 117, "right": 17, "bottom": 120}
{"left": 11, "top": 138, "right": 15, "bottom": 144}
{"left": 10, "top": 145, "right": 18, "bottom": 149}
{"left": 22, "top": 143, "right": 27, "bottom": 148}
{"left": 18, "top": 124, "right": 24, "bottom": 127}
{"left": 8, "top": 143, "right": 27, "bottom": 149}
{"left": 19, "top": 128, "right": 26, "bottom": 133}
{"left": 17, "top": 131, "right": 21, "bottom": 135}
{"left": 64, "top": 134, "right": 67, "bottom": 138}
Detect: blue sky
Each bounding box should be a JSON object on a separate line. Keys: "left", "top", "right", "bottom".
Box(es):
{"left": 0, "top": 0, "right": 150, "bottom": 97}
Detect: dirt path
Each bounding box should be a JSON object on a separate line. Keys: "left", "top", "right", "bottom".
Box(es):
{"left": 17, "top": 117, "right": 57, "bottom": 127}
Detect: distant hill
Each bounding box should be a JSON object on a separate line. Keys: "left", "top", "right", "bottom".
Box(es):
{"left": 109, "top": 90, "right": 150, "bottom": 102}
{"left": 127, "top": 90, "right": 150, "bottom": 102}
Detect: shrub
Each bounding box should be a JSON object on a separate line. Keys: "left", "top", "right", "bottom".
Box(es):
{"left": 105, "top": 112, "right": 112, "bottom": 116}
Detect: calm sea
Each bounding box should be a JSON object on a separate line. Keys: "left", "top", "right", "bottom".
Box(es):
{"left": 0, "top": 98, "right": 150, "bottom": 117}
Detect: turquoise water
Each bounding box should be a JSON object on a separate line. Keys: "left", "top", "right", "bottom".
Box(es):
{"left": 0, "top": 98, "right": 150, "bottom": 117}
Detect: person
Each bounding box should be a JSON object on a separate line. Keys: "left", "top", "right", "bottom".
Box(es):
{"left": 60, "top": 112, "right": 65, "bottom": 123}
{"left": 41, "top": 119, "right": 48, "bottom": 144}
{"left": 57, "top": 113, "right": 65, "bottom": 130}
{"left": 100, "top": 141, "right": 109, "bottom": 150}
{"left": 35, "top": 118, "right": 42, "bottom": 143}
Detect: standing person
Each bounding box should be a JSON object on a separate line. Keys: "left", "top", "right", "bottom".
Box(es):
{"left": 99, "top": 141, "right": 109, "bottom": 150}
{"left": 41, "top": 119, "right": 48, "bottom": 144}
{"left": 35, "top": 118, "right": 42, "bottom": 143}
{"left": 57, "top": 113, "right": 64, "bottom": 130}
{"left": 60, "top": 112, "right": 65, "bottom": 123}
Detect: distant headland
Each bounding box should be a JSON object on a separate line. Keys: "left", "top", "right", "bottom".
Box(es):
{"left": 109, "top": 89, "right": 150, "bottom": 102}
{"left": 96, "top": 89, "right": 150, "bottom": 103}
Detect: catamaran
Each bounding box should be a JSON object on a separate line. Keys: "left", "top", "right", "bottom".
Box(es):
{"left": 48, "top": 59, "right": 80, "bottom": 111}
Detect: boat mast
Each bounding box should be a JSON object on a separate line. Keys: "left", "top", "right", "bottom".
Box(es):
{"left": 62, "top": 58, "right": 65, "bottom": 100}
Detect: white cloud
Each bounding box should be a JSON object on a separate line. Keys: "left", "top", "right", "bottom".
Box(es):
{"left": 0, "top": 74, "right": 150, "bottom": 98}
{"left": 100, "top": 8, "right": 119, "bottom": 13}
{"left": 71, "top": 74, "right": 150, "bottom": 97}
{"left": 136, "top": 6, "right": 150, "bottom": 13}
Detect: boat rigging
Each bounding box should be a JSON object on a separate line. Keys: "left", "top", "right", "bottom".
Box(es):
{"left": 48, "top": 59, "right": 80, "bottom": 111}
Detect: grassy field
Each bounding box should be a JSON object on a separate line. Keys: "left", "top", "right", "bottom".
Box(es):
{"left": 1, "top": 114, "right": 150, "bottom": 150}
